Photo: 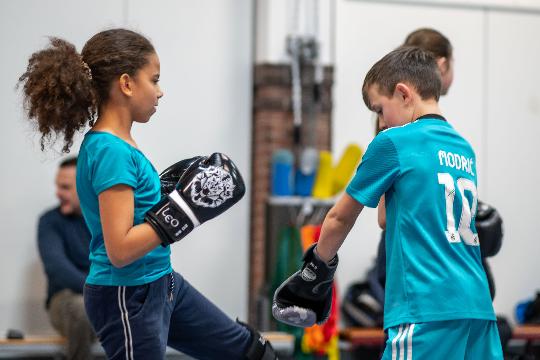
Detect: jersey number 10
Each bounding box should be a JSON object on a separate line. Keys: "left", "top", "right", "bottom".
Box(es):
{"left": 437, "top": 173, "right": 479, "bottom": 246}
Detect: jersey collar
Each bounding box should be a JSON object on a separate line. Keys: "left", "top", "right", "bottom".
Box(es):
{"left": 415, "top": 113, "right": 447, "bottom": 122}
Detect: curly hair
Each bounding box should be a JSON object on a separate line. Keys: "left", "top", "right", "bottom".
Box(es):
{"left": 19, "top": 38, "right": 94, "bottom": 153}
{"left": 18, "top": 28, "right": 155, "bottom": 153}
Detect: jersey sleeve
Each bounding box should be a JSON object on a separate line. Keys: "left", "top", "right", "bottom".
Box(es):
{"left": 91, "top": 142, "right": 138, "bottom": 195}
{"left": 346, "top": 132, "right": 400, "bottom": 208}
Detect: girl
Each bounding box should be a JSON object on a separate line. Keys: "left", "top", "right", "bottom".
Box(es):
{"left": 19, "top": 28, "right": 275, "bottom": 360}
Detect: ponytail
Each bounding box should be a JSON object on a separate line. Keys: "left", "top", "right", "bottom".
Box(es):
{"left": 18, "top": 37, "right": 96, "bottom": 153}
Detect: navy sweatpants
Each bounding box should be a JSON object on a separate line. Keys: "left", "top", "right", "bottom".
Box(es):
{"left": 84, "top": 271, "right": 251, "bottom": 360}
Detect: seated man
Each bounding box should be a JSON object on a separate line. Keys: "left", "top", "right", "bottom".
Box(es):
{"left": 37, "top": 156, "right": 95, "bottom": 360}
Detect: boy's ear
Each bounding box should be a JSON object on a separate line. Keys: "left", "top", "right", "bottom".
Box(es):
{"left": 437, "top": 57, "right": 449, "bottom": 75}
{"left": 118, "top": 73, "right": 134, "bottom": 97}
{"left": 394, "top": 83, "right": 413, "bottom": 104}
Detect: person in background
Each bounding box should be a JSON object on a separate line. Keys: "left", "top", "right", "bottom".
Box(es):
{"left": 37, "top": 156, "right": 95, "bottom": 360}
{"left": 404, "top": 28, "right": 454, "bottom": 95}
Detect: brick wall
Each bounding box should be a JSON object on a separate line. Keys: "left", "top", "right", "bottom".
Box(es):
{"left": 249, "top": 63, "right": 334, "bottom": 325}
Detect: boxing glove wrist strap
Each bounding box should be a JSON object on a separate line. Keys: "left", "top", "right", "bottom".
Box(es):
{"left": 169, "top": 190, "right": 201, "bottom": 227}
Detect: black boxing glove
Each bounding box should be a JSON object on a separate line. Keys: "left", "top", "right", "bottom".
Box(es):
{"left": 159, "top": 156, "right": 204, "bottom": 196}
{"left": 145, "top": 153, "right": 245, "bottom": 246}
{"left": 272, "top": 244, "right": 338, "bottom": 327}
{"left": 476, "top": 201, "right": 503, "bottom": 258}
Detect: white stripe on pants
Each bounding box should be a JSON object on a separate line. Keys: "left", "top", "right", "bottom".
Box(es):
{"left": 391, "top": 324, "right": 415, "bottom": 360}
{"left": 118, "top": 287, "right": 134, "bottom": 360}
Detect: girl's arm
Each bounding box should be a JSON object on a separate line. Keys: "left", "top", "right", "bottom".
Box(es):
{"left": 99, "top": 184, "right": 162, "bottom": 268}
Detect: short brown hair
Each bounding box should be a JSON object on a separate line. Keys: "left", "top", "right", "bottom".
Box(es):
{"left": 59, "top": 156, "right": 78, "bottom": 168}
{"left": 362, "top": 46, "right": 442, "bottom": 109}
{"left": 404, "top": 28, "right": 452, "bottom": 60}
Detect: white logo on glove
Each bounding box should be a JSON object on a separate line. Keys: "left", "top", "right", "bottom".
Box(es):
{"left": 191, "top": 166, "right": 235, "bottom": 208}
{"left": 301, "top": 267, "right": 317, "bottom": 282}
{"left": 162, "top": 208, "right": 180, "bottom": 227}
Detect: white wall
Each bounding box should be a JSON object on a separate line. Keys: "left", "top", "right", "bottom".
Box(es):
{"left": 0, "top": 0, "right": 253, "bottom": 336}
{"left": 366, "top": 0, "right": 540, "bottom": 11}
{"left": 255, "top": 0, "right": 540, "bottom": 323}
{"left": 485, "top": 10, "right": 540, "bottom": 321}
{"left": 255, "top": 0, "right": 335, "bottom": 64}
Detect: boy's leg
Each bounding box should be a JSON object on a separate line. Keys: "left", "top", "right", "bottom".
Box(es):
{"left": 465, "top": 320, "right": 503, "bottom": 360}
{"left": 83, "top": 276, "right": 171, "bottom": 360}
{"left": 381, "top": 320, "right": 468, "bottom": 360}
{"left": 167, "top": 271, "right": 268, "bottom": 360}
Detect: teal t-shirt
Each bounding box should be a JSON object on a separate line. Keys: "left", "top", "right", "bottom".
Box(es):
{"left": 346, "top": 116, "right": 495, "bottom": 329}
{"left": 76, "top": 131, "right": 171, "bottom": 286}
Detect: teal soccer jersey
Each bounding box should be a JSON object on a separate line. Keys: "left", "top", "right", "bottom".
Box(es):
{"left": 76, "top": 131, "right": 172, "bottom": 286}
{"left": 346, "top": 115, "right": 495, "bottom": 329}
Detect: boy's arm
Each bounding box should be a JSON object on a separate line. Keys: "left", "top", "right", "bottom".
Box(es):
{"left": 316, "top": 193, "right": 364, "bottom": 262}
{"left": 272, "top": 193, "right": 364, "bottom": 327}
{"left": 377, "top": 195, "right": 386, "bottom": 229}
{"left": 272, "top": 133, "right": 396, "bottom": 327}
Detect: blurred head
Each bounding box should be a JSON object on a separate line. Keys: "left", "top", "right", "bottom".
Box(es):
{"left": 362, "top": 47, "right": 441, "bottom": 128}
{"left": 18, "top": 28, "right": 159, "bottom": 153}
{"left": 56, "top": 156, "right": 80, "bottom": 215}
{"left": 404, "top": 28, "right": 454, "bottom": 95}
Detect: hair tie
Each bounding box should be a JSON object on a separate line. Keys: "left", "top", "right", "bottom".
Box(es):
{"left": 81, "top": 60, "right": 92, "bottom": 80}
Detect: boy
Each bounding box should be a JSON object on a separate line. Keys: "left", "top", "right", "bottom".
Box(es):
{"left": 273, "top": 46, "right": 503, "bottom": 359}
